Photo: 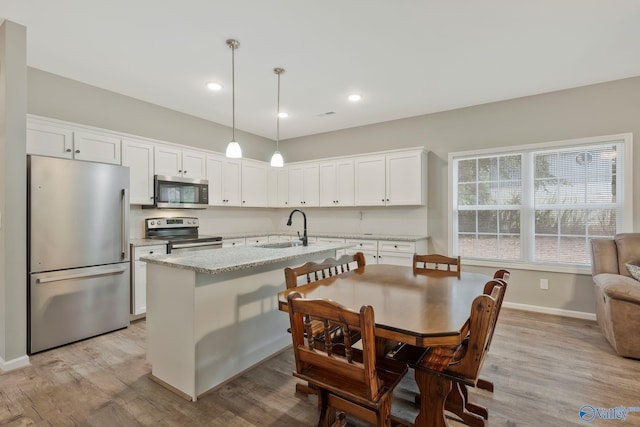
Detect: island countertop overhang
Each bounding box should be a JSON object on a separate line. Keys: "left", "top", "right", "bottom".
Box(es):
{"left": 141, "top": 242, "right": 353, "bottom": 275}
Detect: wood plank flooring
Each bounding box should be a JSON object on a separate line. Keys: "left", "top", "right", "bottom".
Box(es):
{"left": 1, "top": 308, "right": 640, "bottom": 426}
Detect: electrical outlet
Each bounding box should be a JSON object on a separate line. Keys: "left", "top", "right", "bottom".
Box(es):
{"left": 540, "top": 278, "right": 549, "bottom": 290}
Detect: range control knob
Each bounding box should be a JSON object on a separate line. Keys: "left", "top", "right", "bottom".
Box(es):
{"left": 150, "top": 221, "right": 155, "bottom": 225}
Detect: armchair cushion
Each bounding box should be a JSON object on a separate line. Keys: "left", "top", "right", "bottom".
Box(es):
{"left": 591, "top": 234, "right": 640, "bottom": 359}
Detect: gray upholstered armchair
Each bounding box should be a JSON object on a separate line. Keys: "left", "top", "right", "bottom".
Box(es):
{"left": 590, "top": 233, "right": 640, "bottom": 359}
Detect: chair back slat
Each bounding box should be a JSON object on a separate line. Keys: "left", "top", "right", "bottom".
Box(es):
{"left": 285, "top": 252, "right": 366, "bottom": 289}
{"left": 413, "top": 253, "right": 461, "bottom": 278}
{"left": 287, "top": 293, "right": 382, "bottom": 401}
{"left": 445, "top": 282, "right": 504, "bottom": 381}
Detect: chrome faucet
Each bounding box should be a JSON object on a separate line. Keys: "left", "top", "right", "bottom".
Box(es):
{"left": 286, "top": 209, "right": 308, "bottom": 246}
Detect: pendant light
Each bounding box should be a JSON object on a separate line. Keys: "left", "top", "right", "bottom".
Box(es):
{"left": 270, "top": 67, "right": 285, "bottom": 167}
{"left": 225, "top": 39, "right": 242, "bottom": 158}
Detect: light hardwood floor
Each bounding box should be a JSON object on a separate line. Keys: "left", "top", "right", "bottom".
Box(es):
{"left": 2, "top": 309, "right": 639, "bottom": 426}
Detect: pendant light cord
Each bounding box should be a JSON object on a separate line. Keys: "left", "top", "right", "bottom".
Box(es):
{"left": 276, "top": 71, "right": 280, "bottom": 150}
{"left": 231, "top": 43, "right": 236, "bottom": 141}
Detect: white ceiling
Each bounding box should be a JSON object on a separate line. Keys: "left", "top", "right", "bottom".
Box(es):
{"left": 2, "top": 1, "right": 640, "bottom": 140}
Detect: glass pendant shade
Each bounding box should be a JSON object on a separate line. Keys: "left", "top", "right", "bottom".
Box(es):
{"left": 270, "top": 151, "right": 284, "bottom": 167}
{"left": 226, "top": 140, "right": 242, "bottom": 158}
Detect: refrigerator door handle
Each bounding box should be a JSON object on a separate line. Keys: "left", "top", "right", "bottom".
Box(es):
{"left": 36, "top": 266, "right": 127, "bottom": 284}
{"left": 121, "top": 188, "right": 128, "bottom": 259}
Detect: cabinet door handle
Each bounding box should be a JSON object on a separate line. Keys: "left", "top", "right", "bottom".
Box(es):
{"left": 149, "top": 251, "right": 154, "bottom": 254}
{"left": 75, "top": 149, "right": 80, "bottom": 153}
{"left": 178, "top": 170, "right": 182, "bottom": 173}
{"left": 381, "top": 199, "right": 385, "bottom": 202}
{"left": 386, "top": 198, "right": 390, "bottom": 202}
{"left": 66, "top": 148, "right": 72, "bottom": 152}
{"left": 184, "top": 170, "right": 187, "bottom": 174}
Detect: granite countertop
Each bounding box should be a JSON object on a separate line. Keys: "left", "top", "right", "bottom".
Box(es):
{"left": 141, "top": 242, "right": 353, "bottom": 275}
{"left": 130, "top": 238, "right": 168, "bottom": 246}
{"left": 218, "top": 231, "right": 429, "bottom": 242}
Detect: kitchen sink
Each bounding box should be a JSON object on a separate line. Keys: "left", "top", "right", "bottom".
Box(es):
{"left": 258, "top": 241, "right": 304, "bottom": 249}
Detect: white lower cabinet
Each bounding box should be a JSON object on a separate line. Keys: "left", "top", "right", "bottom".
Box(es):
{"left": 345, "top": 239, "right": 378, "bottom": 265}
{"left": 345, "top": 239, "right": 423, "bottom": 267}
{"left": 246, "top": 236, "right": 269, "bottom": 246}
{"left": 222, "top": 238, "right": 246, "bottom": 248}
{"left": 269, "top": 235, "right": 292, "bottom": 243}
{"left": 377, "top": 241, "right": 416, "bottom": 267}
{"left": 131, "top": 244, "right": 167, "bottom": 315}
{"left": 316, "top": 237, "right": 347, "bottom": 257}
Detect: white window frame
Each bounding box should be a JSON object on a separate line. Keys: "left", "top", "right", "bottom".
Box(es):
{"left": 448, "top": 133, "right": 633, "bottom": 274}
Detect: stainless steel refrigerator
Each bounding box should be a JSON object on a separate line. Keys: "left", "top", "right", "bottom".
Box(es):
{"left": 28, "top": 155, "right": 130, "bottom": 353}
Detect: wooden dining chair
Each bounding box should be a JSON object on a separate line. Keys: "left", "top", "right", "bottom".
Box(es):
{"left": 284, "top": 252, "right": 365, "bottom": 289}
{"left": 284, "top": 252, "right": 366, "bottom": 396}
{"left": 287, "top": 293, "right": 407, "bottom": 427}
{"left": 475, "top": 269, "right": 510, "bottom": 394}
{"left": 413, "top": 253, "right": 461, "bottom": 278}
{"left": 414, "top": 281, "right": 505, "bottom": 427}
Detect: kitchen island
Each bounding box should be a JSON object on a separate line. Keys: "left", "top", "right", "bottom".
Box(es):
{"left": 141, "top": 242, "right": 351, "bottom": 401}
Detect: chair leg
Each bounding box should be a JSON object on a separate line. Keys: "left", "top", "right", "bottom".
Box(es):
{"left": 477, "top": 378, "right": 494, "bottom": 392}
{"left": 376, "top": 394, "right": 392, "bottom": 427}
{"left": 331, "top": 412, "right": 346, "bottom": 427}
{"left": 296, "top": 381, "right": 318, "bottom": 396}
{"left": 445, "top": 383, "right": 487, "bottom": 427}
{"left": 317, "top": 389, "right": 337, "bottom": 427}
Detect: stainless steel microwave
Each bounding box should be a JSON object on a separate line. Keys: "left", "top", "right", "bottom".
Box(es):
{"left": 153, "top": 175, "right": 209, "bottom": 209}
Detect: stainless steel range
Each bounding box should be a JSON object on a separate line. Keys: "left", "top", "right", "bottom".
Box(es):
{"left": 145, "top": 217, "right": 222, "bottom": 253}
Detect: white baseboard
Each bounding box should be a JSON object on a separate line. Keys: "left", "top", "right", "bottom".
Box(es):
{"left": 0, "top": 354, "right": 30, "bottom": 373}
{"left": 503, "top": 301, "right": 597, "bottom": 321}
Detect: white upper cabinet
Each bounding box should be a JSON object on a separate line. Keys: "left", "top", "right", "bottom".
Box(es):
{"left": 241, "top": 159, "right": 268, "bottom": 207}
{"left": 27, "top": 120, "right": 74, "bottom": 159}
{"left": 73, "top": 131, "right": 121, "bottom": 165}
{"left": 319, "top": 158, "right": 355, "bottom": 207}
{"left": 27, "top": 117, "right": 121, "bottom": 165}
{"left": 385, "top": 150, "right": 427, "bottom": 206}
{"left": 181, "top": 149, "right": 207, "bottom": 179}
{"left": 122, "top": 138, "right": 155, "bottom": 205}
{"left": 154, "top": 145, "right": 206, "bottom": 179}
{"left": 268, "top": 167, "right": 290, "bottom": 208}
{"left": 288, "top": 162, "right": 319, "bottom": 207}
{"left": 206, "top": 154, "right": 241, "bottom": 206}
{"left": 355, "top": 155, "right": 387, "bottom": 206}
{"left": 154, "top": 145, "right": 181, "bottom": 176}
{"left": 355, "top": 150, "right": 427, "bottom": 206}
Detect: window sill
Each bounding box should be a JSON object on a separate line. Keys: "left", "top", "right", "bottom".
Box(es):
{"left": 462, "top": 258, "right": 592, "bottom": 275}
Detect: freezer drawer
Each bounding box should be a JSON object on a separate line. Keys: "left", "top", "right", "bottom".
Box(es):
{"left": 29, "top": 263, "right": 130, "bottom": 353}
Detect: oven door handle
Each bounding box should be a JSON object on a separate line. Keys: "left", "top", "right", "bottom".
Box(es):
{"left": 171, "top": 242, "right": 222, "bottom": 249}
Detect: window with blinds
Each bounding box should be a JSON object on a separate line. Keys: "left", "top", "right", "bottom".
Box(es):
{"left": 450, "top": 134, "right": 632, "bottom": 268}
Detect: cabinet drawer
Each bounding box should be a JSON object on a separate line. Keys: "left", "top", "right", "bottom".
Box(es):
{"left": 246, "top": 236, "right": 269, "bottom": 245}
{"left": 346, "top": 239, "right": 377, "bottom": 251}
{"left": 317, "top": 237, "right": 346, "bottom": 244}
{"left": 134, "top": 245, "right": 167, "bottom": 260}
{"left": 223, "top": 238, "right": 246, "bottom": 248}
{"left": 377, "top": 241, "right": 415, "bottom": 253}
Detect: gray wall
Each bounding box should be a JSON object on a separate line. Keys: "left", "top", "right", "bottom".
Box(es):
{"left": 27, "top": 68, "right": 276, "bottom": 162}
{"left": 24, "top": 63, "right": 640, "bottom": 317}
{"left": 281, "top": 76, "right": 640, "bottom": 315}
{"left": 0, "top": 20, "right": 27, "bottom": 366}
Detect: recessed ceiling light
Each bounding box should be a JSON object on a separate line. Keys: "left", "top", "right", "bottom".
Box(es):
{"left": 348, "top": 94, "right": 362, "bottom": 102}
{"left": 206, "top": 82, "right": 223, "bottom": 91}
{"left": 278, "top": 112, "right": 289, "bottom": 118}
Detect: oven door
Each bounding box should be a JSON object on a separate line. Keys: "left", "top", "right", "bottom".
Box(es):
{"left": 168, "top": 241, "right": 223, "bottom": 253}
{"left": 154, "top": 175, "right": 209, "bottom": 209}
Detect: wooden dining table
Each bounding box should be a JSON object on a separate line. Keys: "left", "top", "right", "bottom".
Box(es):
{"left": 277, "top": 263, "right": 491, "bottom": 427}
